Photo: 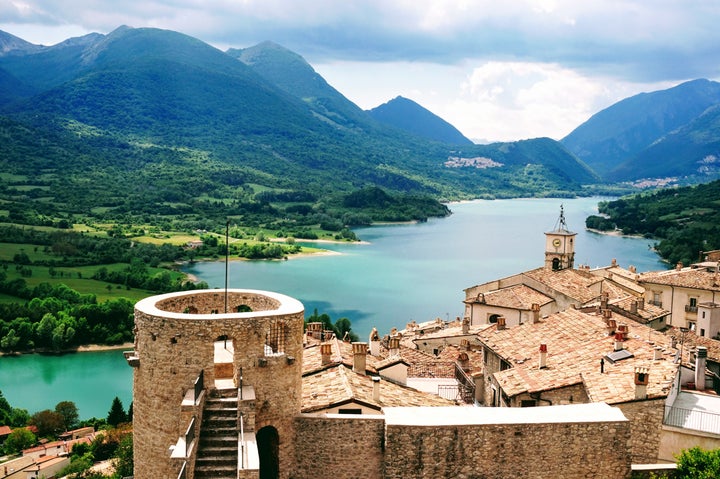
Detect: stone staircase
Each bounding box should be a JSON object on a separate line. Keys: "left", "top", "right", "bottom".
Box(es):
{"left": 194, "top": 387, "right": 239, "bottom": 479}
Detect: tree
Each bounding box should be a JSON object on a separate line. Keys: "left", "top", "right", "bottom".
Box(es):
{"left": 3, "top": 427, "right": 36, "bottom": 454}
{"left": 30, "top": 409, "right": 65, "bottom": 437}
{"left": 55, "top": 401, "right": 79, "bottom": 431}
{"left": 107, "top": 397, "right": 128, "bottom": 427}
{"left": 676, "top": 447, "right": 720, "bottom": 478}
{"left": 113, "top": 433, "right": 134, "bottom": 477}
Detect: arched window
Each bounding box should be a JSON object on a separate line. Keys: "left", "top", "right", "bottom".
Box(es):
{"left": 552, "top": 257, "right": 561, "bottom": 270}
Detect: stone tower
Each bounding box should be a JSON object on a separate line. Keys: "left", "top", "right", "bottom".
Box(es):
{"left": 128, "top": 289, "right": 304, "bottom": 479}
{"left": 544, "top": 205, "right": 576, "bottom": 271}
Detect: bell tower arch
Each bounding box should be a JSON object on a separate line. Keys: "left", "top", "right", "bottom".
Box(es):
{"left": 544, "top": 205, "right": 576, "bottom": 270}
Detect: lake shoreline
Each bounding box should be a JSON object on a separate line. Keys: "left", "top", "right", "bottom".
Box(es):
{"left": 0, "top": 342, "right": 134, "bottom": 357}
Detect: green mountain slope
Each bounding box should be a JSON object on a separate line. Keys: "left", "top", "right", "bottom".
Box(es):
{"left": 562, "top": 79, "right": 720, "bottom": 179}
{"left": 368, "top": 96, "right": 473, "bottom": 145}
{"left": 228, "top": 41, "right": 371, "bottom": 131}
{"left": 609, "top": 104, "right": 720, "bottom": 181}
{"left": 0, "top": 26, "right": 602, "bottom": 236}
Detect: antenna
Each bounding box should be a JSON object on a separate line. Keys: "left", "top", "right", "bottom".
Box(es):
{"left": 224, "top": 219, "right": 229, "bottom": 313}
{"left": 553, "top": 204, "right": 570, "bottom": 232}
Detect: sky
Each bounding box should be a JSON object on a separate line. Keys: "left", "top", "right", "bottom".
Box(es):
{"left": 2, "top": 1, "right": 719, "bottom": 143}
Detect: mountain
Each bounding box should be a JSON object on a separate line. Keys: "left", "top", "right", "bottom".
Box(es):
{"left": 562, "top": 79, "right": 720, "bottom": 180}
{"left": 608, "top": 104, "right": 720, "bottom": 181}
{"left": 228, "top": 41, "right": 371, "bottom": 131}
{"left": 0, "top": 26, "right": 600, "bottom": 234}
{"left": 368, "top": 96, "right": 473, "bottom": 145}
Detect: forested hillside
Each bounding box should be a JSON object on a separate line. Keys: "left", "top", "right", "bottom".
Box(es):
{"left": 585, "top": 180, "right": 720, "bottom": 266}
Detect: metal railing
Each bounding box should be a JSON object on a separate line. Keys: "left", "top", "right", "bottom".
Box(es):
{"left": 664, "top": 405, "right": 720, "bottom": 434}
{"left": 194, "top": 370, "right": 204, "bottom": 403}
{"left": 454, "top": 362, "right": 476, "bottom": 403}
{"left": 649, "top": 300, "right": 663, "bottom": 307}
{"left": 177, "top": 461, "right": 187, "bottom": 479}
{"left": 684, "top": 305, "right": 698, "bottom": 313}
{"left": 184, "top": 416, "right": 196, "bottom": 457}
{"left": 438, "top": 384, "right": 461, "bottom": 401}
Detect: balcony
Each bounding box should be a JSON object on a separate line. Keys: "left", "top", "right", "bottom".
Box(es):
{"left": 684, "top": 305, "right": 698, "bottom": 313}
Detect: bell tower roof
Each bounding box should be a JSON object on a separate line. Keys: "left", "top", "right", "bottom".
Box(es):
{"left": 546, "top": 204, "right": 575, "bottom": 236}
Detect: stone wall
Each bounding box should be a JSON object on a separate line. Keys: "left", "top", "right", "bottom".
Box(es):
{"left": 292, "top": 415, "right": 385, "bottom": 479}
{"left": 616, "top": 399, "right": 666, "bottom": 463}
{"left": 383, "top": 421, "right": 630, "bottom": 479}
{"left": 291, "top": 405, "right": 632, "bottom": 479}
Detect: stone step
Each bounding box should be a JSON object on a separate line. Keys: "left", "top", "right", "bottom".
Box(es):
{"left": 200, "top": 437, "right": 237, "bottom": 448}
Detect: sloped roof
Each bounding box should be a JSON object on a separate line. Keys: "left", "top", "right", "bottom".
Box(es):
{"left": 301, "top": 364, "right": 455, "bottom": 413}
{"left": 523, "top": 267, "right": 603, "bottom": 304}
{"left": 478, "top": 308, "right": 679, "bottom": 404}
{"left": 640, "top": 266, "right": 720, "bottom": 292}
{"left": 470, "top": 284, "right": 554, "bottom": 310}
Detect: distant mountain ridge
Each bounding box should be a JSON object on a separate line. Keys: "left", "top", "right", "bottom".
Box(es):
{"left": 562, "top": 79, "right": 720, "bottom": 182}
{"left": 368, "top": 96, "right": 473, "bottom": 145}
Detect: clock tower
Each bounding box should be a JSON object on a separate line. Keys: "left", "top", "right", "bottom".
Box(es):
{"left": 545, "top": 205, "right": 576, "bottom": 271}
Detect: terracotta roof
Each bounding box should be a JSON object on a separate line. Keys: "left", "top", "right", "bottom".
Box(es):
{"left": 0, "top": 425, "right": 11, "bottom": 436}
{"left": 436, "top": 344, "right": 484, "bottom": 377}
{"left": 478, "top": 308, "right": 679, "bottom": 404}
{"left": 608, "top": 296, "right": 669, "bottom": 324}
{"left": 301, "top": 364, "right": 455, "bottom": 413}
{"left": 523, "top": 267, "right": 603, "bottom": 304}
{"left": 471, "top": 284, "right": 554, "bottom": 310}
{"left": 667, "top": 327, "right": 720, "bottom": 364}
{"left": 640, "top": 266, "right": 720, "bottom": 292}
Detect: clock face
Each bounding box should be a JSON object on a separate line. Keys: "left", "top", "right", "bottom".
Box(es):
{"left": 552, "top": 238, "right": 561, "bottom": 247}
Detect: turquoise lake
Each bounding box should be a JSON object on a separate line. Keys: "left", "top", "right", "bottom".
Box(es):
{"left": 0, "top": 197, "right": 666, "bottom": 419}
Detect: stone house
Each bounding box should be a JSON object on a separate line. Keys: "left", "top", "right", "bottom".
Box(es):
{"left": 640, "top": 261, "right": 720, "bottom": 333}
{"left": 475, "top": 307, "right": 680, "bottom": 463}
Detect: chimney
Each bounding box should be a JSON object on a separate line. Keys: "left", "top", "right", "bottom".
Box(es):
{"left": 611, "top": 258, "right": 617, "bottom": 266}
{"left": 496, "top": 316, "right": 506, "bottom": 331}
{"left": 369, "top": 328, "right": 381, "bottom": 356}
{"left": 539, "top": 344, "right": 548, "bottom": 369}
{"left": 634, "top": 367, "right": 649, "bottom": 400}
{"left": 630, "top": 300, "right": 638, "bottom": 314}
{"left": 460, "top": 338, "right": 470, "bottom": 351}
{"left": 629, "top": 265, "right": 637, "bottom": 273}
{"left": 654, "top": 347, "right": 663, "bottom": 360}
{"left": 372, "top": 376, "right": 381, "bottom": 402}
{"left": 601, "top": 292, "right": 609, "bottom": 310}
{"left": 695, "top": 346, "right": 707, "bottom": 391}
{"left": 606, "top": 318, "right": 617, "bottom": 336}
{"left": 352, "top": 342, "right": 368, "bottom": 375}
{"left": 462, "top": 318, "right": 470, "bottom": 334}
{"left": 617, "top": 323, "right": 629, "bottom": 340}
{"left": 614, "top": 333, "right": 624, "bottom": 351}
{"left": 638, "top": 298, "right": 645, "bottom": 310}
{"left": 388, "top": 337, "right": 400, "bottom": 357}
{"left": 676, "top": 262, "right": 683, "bottom": 271}
{"left": 532, "top": 303, "right": 541, "bottom": 323}
{"left": 320, "top": 343, "right": 333, "bottom": 365}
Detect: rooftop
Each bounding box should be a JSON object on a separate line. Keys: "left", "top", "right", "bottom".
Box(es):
{"left": 478, "top": 308, "right": 679, "bottom": 404}
{"left": 301, "top": 364, "right": 455, "bottom": 413}
{"left": 640, "top": 265, "right": 720, "bottom": 292}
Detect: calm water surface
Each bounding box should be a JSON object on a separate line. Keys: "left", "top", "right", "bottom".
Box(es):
{"left": 0, "top": 197, "right": 666, "bottom": 418}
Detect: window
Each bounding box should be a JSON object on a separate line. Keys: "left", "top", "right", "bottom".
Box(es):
{"left": 520, "top": 400, "right": 536, "bottom": 407}
{"left": 701, "top": 328, "right": 706, "bottom": 337}
{"left": 338, "top": 408, "right": 362, "bottom": 415}
{"left": 265, "top": 321, "right": 287, "bottom": 356}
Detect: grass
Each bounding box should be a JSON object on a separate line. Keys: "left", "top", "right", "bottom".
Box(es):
{"left": 0, "top": 262, "right": 185, "bottom": 303}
